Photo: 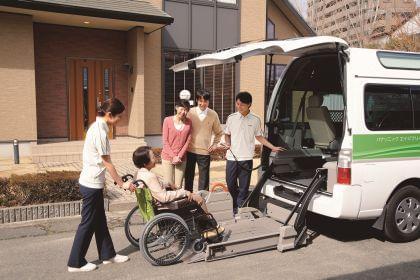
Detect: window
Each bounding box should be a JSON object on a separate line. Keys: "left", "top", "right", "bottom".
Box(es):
{"left": 410, "top": 87, "right": 420, "bottom": 129}
{"left": 164, "top": 51, "right": 235, "bottom": 123}
{"left": 267, "top": 18, "right": 275, "bottom": 40}
{"left": 266, "top": 64, "right": 286, "bottom": 106}
{"left": 217, "top": 0, "right": 237, "bottom": 3}
{"left": 377, "top": 51, "right": 420, "bottom": 70}
{"left": 364, "top": 85, "right": 413, "bottom": 131}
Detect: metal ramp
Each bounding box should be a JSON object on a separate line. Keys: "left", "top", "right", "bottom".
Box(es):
{"left": 188, "top": 168, "right": 327, "bottom": 263}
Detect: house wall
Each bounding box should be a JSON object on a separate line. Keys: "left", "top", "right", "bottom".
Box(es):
{"left": 33, "top": 23, "right": 129, "bottom": 139}
{"left": 268, "top": 0, "right": 302, "bottom": 65}
{"left": 239, "top": 0, "right": 267, "bottom": 120}
{"left": 145, "top": 0, "right": 163, "bottom": 135}
{"left": 127, "top": 27, "right": 145, "bottom": 138}
{"left": 0, "top": 13, "right": 37, "bottom": 143}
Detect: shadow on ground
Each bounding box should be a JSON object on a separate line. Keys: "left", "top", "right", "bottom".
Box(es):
{"left": 307, "top": 213, "right": 384, "bottom": 242}
{"left": 326, "top": 259, "right": 420, "bottom": 280}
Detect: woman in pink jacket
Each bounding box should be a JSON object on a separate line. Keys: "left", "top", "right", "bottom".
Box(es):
{"left": 161, "top": 100, "right": 192, "bottom": 189}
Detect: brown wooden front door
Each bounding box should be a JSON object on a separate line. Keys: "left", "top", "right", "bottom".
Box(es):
{"left": 68, "top": 59, "right": 114, "bottom": 140}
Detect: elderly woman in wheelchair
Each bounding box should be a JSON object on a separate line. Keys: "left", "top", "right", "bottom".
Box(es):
{"left": 127, "top": 146, "right": 224, "bottom": 266}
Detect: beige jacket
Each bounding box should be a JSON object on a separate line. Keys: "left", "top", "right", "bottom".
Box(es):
{"left": 187, "top": 107, "right": 223, "bottom": 155}
{"left": 135, "top": 168, "right": 189, "bottom": 203}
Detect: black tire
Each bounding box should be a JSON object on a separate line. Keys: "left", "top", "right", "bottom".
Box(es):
{"left": 140, "top": 213, "right": 190, "bottom": 266}
{"left": 124, "top": 206, "right": 146, "bottom": 248}
{"left": 384, "top": 185, "right": 420, "bottom": 242}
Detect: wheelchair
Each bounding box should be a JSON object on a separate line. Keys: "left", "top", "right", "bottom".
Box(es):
{"left": 121, "top": 174, "right": 224, "bottom": 266}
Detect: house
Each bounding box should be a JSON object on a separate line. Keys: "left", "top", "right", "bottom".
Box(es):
{"left": 0, "top": 0, "right": 313, "bottom": 161}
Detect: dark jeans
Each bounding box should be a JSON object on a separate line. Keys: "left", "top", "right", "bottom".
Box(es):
{"left": 226, "top": 160, "right": 253, "bottom": 213}
{"left": 67, "top": 185, "right": 116, "bottom": 268}
{"left": 184, "top": 152, "right": 210, "bottom": 192}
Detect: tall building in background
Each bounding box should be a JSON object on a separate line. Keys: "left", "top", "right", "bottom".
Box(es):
{"left": 307, "top": 0, "right": 416, "bottom": 46}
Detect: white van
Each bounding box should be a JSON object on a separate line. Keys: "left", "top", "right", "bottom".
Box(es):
{"left": 171, "top": 36, "right": 420, "bottom": 242}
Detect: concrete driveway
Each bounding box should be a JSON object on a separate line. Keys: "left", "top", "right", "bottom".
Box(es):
{"left": 0, "top": 214, "right": 419, "bottom": 280}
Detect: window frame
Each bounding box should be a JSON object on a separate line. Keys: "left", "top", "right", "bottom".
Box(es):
{"left": 266, "top": 18, "right": 275, "bottom": 40}
{"left": 363, "top": 83, "right": 417, "bottom": 131}
{"left": 376, "top": 51, "right": 420, "bottom": 71}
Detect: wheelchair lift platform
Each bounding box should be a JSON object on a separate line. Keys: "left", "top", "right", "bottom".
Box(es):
{"left": 187, "top": 169, "right": 326, "bottom": 263}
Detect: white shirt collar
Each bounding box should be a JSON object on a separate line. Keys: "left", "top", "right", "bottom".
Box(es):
{"left": 239, "top": 111, "right": 251, "bottom": 119}
{"left": 196, "top": 107, "right": 208, "bottom": 116}
{"left": 96, "top": 117, "right": 110, "bottom": 133}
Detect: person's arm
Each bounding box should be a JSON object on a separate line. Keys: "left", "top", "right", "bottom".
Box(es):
{"left": 177, "top": 122, "right": 192, "bottom": 159}
{"left": 94, "top": 128, "right": 130, "bottom": 189}
{"left": 147, "top": 174, "right": 190, "bottom": 203}
{"left": 102, "top": 155, "right": 124, "bottom": 187}
{"left": 224, "top": 134, "right": 231, "bottom": 149}
{"left": 254, "top": 116, "right": 285, "bottom": 152}
{"left": 162, "top": 118, "right": 176, "bottom": 158}
{"left": 209, "top": 113, "right": 223, "bottom": 152}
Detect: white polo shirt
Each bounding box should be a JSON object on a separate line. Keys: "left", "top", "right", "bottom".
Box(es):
{"left": 224, "top": 111, "right": 263, "bottom": 161}
{"left": 79, "top": 117, "right": 111, "bottom": 189}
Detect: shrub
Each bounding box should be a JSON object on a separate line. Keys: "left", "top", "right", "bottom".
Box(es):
{"left": 0, "top": 171, "right": 81, "bottom": 207}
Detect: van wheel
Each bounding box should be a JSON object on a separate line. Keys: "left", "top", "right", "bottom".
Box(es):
{"left": 384, "top": 185, "right": 420, "bottom": 242}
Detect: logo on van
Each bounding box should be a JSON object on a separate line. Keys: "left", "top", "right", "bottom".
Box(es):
{"left": 353, "top": 133, "right": 420, "bottom": 160}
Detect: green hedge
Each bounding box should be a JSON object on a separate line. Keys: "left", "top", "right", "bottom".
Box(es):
{"left": 0, "top": 171, "right": 81, "bottom": 208}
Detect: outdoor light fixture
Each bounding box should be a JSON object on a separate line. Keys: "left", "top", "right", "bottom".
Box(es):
{"left": 83, "top": 21, "right": 90, "bottom": 24}
{"left": 123, "top": 63, "right": 133, "bottom": 74}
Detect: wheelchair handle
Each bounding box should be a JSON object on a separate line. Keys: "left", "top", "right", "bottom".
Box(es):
{"left": 113, "top": 174, "right": 134, "bottom": 185}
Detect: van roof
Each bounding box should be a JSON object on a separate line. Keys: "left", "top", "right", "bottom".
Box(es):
{"left": 346, "top": 48, "right": 420, "bottom": 80}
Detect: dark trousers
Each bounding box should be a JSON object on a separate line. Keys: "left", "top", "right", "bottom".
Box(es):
{"left": 185, "top": 152, "right": 210, "bottom": 192}
{"left": 68, "top": 185, "right": 116, "bottom": 268}
{"left": 226, "top": 160, "right": 253, "bottom": 213}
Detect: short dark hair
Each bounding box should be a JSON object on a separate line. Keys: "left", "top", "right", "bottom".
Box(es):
{"left": 175, "top": 100, "right": 191, "bottom": 110}
{"left": 98, "top": 98, "right": 125, "bottom": 117}
{"left": 196, "top": 89, "right": 211, "bottom": 101}
{"left": 236, "top": 91, "right": 252, "bottom": 105}
{"left": 133, "top": 146, "right": 152, "bottom": 169}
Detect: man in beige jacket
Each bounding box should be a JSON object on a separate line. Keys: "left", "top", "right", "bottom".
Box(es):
{"left": 185, "top": 89, "right": 223, "bottom": 192}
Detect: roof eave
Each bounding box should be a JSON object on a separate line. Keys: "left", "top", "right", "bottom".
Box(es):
{"left": 0, "top": 0, "right": 174, "bottom": 25}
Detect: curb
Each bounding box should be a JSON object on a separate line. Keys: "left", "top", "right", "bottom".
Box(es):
{"left": 0, "top": 210, "right": 129, "bottom": 241}
{"left": 0, "top": 199, "right": 109, "bottom": 224}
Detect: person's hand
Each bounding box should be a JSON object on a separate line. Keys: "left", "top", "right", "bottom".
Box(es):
{"left": 220, "top": 143, "right": 230, "bottom": 150}
{"left": 167, "top": 182, "right": 177, "bottom": 190}
{"left": 192, "top": 194, "right": 204, "bottom": 206}
{"left": 122, "top": 181, "right": 136, "bottom": 192}
{"left": 186, "top": 191, "right": 193, "bottom": 202}
{"left": 271, "top": 146, "right": 287, "bottom": 153}
{"left": 128, "top": 184, "right": 136, "bottom": 192}
{"left": 172, "top": 156, "right": 181, "bottom": 164}
{"left": 208, "top": 144, "right": 217, "bottom": 152}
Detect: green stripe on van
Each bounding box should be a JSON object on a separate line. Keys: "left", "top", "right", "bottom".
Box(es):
{"left": 353, "top": 134, "right": 420, "bottom": 160}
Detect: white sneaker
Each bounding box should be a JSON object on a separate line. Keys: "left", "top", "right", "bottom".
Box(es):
{"left": 103, "top": 254, "right": 129, "bottom": 264}
{"left": 68, "top": 262, "right": 97, "bottom": 272}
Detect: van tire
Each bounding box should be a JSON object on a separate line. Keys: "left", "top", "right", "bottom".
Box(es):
{"left": 384, "top": 185, "right": 420, "bottom": 242}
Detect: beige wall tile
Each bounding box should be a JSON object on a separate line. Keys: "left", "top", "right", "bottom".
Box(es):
{"left": 0, "top": 13, "right": 37, "bottom": 141}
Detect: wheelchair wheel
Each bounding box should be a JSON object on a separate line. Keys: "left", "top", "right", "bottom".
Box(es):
{"left": 140, "top": 213, "right": 190, "bottom": 266}
{"left": 124, "top": 206, "right": 146, "bottom": 248}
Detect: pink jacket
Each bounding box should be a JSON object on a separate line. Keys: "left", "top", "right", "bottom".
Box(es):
{"left": 161, "top": 116, "right": 192, "bottom": 161}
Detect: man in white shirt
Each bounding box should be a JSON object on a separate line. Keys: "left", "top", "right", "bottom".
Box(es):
{"left": 224, "top": 91, "right": 285, "bottom": 214}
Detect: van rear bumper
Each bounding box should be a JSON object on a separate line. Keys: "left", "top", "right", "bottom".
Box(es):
{"left": 262, "top": 179, "right": 362, "bottom": 219}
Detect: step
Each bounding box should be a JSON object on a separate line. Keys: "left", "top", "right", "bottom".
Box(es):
{"left": 31, "top": 137, "right": 147, "bottom": 163}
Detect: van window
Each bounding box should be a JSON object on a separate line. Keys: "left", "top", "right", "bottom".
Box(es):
{"left": 364, "top": 85, "right": 413, "bottom": 131}
{"left": 411, "top": 87, "right": 420, "bottom": 129}
{"left": 377, "top": 51, "right": 420, "bottom": 70}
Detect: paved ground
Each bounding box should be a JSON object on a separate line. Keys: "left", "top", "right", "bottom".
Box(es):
{"left": 0, "top": 214, "right": 419, "bottom": 280}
